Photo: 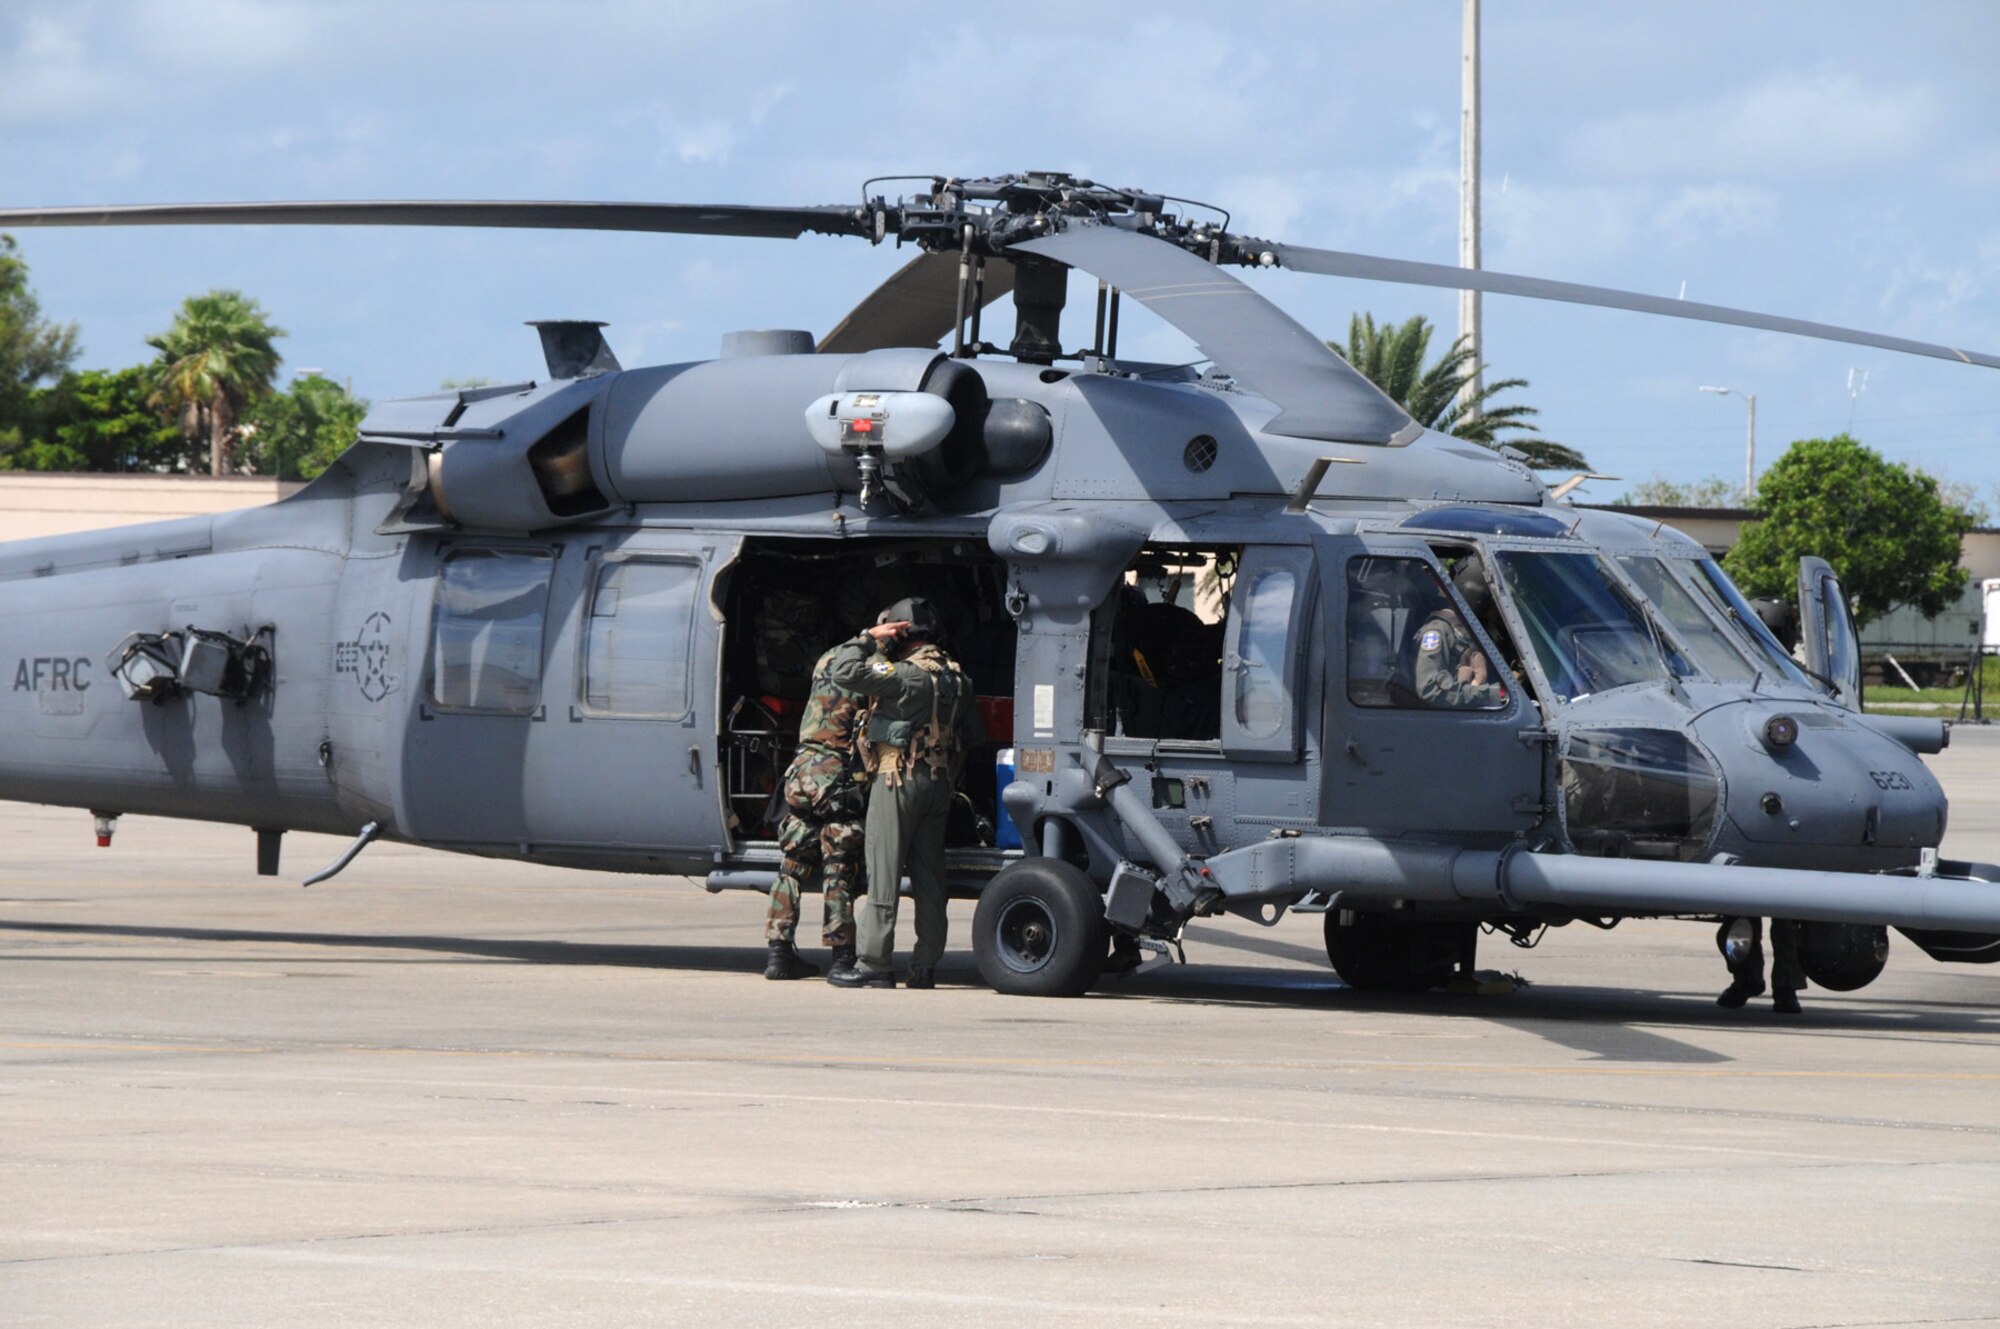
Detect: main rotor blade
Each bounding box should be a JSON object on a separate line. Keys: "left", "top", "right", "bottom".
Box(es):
{"left": 817, "top": 250, "right": 1016, "bottom": 354}
{"left": 1268, "top": 243, "right": 2000, "bottom": 371}
{"left": 0, "top": 199, "right": 868, "bottom": 240}
{"left": 1018, "top": 226, "right": 1414, "bottom": 445}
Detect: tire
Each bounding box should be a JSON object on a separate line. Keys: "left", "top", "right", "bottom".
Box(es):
{"left": 1796, "top": 921, "right": 1889, "bottom": 991}
{"left": 972, "top": 857, "right": 1108, "bottom": 997}
{"left": 1323, "top": 912, "right": 1467, "bottom": 992}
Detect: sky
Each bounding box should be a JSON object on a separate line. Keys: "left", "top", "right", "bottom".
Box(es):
{"left": 2, "top": 0, "right": 1997, "bottom": 503}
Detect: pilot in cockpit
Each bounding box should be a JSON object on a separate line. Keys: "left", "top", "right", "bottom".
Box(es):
{"left": 1411, "top": 559, "right": 1507, "bottom": 709}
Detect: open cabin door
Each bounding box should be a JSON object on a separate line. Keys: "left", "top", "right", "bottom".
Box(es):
{"left": 405, "top": 532, "right": 736, "bottom": 863}
{"left": 1797, "top": 555, "right": 1862, "bottom": 709}
{"left": 1089, "top": 542, "right": 1322, "bottom": 856}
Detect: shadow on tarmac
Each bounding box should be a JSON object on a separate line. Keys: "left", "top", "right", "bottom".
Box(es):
{"left": 7, "top": 916, "right": 1999, "bottom": 1055}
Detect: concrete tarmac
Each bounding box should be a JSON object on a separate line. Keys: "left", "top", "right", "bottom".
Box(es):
{"left": 5, "top": 731, "right": 2000, "bottom": 1327}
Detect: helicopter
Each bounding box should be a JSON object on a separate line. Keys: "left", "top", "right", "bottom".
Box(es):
{"left": 2, "top": 170, "right": 1999, "bottom": 999}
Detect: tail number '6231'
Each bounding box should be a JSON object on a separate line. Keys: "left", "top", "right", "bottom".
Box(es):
{"left": 1870, "top": 770, "right": 1913, "bottom": 791}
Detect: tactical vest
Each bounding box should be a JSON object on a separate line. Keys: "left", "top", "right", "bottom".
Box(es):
{"left": 862, "top": 644, "right": 971, "bottom": 786}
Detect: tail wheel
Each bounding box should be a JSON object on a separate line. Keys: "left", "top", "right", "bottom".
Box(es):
{"left": 973, "top": 857, "right": 1107, "bottom": 997}
{"left": 1323, "top": 912, "right": 1469, "bottom": 992}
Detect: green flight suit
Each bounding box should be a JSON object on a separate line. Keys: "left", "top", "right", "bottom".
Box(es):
{"left": 1412, "top": 609, "right": 1504, "bottom": 709}
{"left": 827, "top": 634, "right": 986, "bottom": 970}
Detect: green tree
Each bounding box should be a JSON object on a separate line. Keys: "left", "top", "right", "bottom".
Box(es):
{"left": 0, "top": 234, "right": 80, "bottom": 457}
{"left": 1936, "top": 479, "right": 1992, "bottom": 528}
{"left": 1613, "top": 475, "right": 1746, "bottom": 508}
{"left": 1724, "top": 435, "right": 1969, "bottom": 628}
{"left": 5, "top": 366, "right": 192, "bottom": 472}
{"left": 1329, "top": 314, "right": 1586, "bottom": 470}
{"left": 242, "top": 374, "right": 368, "bottom": 480}
{"left": 146, "top": 290, "right": 285, "bottom": 475}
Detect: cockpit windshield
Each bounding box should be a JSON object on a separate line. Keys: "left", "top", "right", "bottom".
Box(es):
{"left": 1614, "top": 556, "right": 1759, "bottom": 685}
{"left": 1685, "top": 559, "right": 1814, "bottom": 689}
{"left": 1494, "top": 551, "right": 1676, "bottom": 701}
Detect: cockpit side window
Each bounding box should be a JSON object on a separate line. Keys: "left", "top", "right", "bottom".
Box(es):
{"left": 1494, "top": 551, "right": 1672, "bottom": 702}
{"left": 1345, "top": 555, "right": 1507, "bottom": 711}
{"left": 1614, "top": 556, "right": 1758, "bottom": 684}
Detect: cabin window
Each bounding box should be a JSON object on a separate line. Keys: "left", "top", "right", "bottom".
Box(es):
{"left": 431, "top": 548, "right": 555, "bottom": 713}
{"left": 1232, "top": 565, "right": 1296, "bottom": 738}
{"left": 1345, "top": 555, "right": 1506, "bottom": 711}
{"left": 582, "top": 557, "right": 701, "bottom": 718}
{"left": 1220, "top": 545, "right": 1316, "bottom": 761}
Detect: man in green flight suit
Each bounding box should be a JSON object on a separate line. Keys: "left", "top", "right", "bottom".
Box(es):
{"left": 1412, "top": 559, "right": 1506, "bottom": 709}
{"left": 762, "top": 642, "right": 867, "bottom": 981}
{"left": 825, "top": 597, "right": 986, "bottom": 990}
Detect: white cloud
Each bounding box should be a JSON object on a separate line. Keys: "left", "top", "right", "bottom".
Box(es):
{"left": 654, "top": 84, "right": 792, "bottom": 166}
{"left": 0, "top": 1, "right": 325, "bottom": 127}
{"left": 1567, "top": 70, "right": 1942, "bottom": 182}
{"left": 0, "top": 11, "right": 125, "bottom": 125}
{"left": 122, "top": 0, "right": 320, "bottom": 72}
{"left": 1653, "top": 184, "right": 1780, "bottom": 243}
{"left": 1485, "top": 179, "right": 1649, "bottom": 276}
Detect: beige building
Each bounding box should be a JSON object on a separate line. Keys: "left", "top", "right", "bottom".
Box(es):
{"left": 0, "top": 473, "right": 303, "bottom": 543}
{"left": 1599, "top": 505, "right": 1998, "bottom": 682}
{"left": 1604, "top": 505, "right": 2000, "bottom": 584}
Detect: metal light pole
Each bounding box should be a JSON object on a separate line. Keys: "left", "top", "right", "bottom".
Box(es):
{"left": 1699, "top": 385, "right": 1757, "bottom": 500}
{"left": 1457, "top": 0, "right": 1483, "bottom": 419}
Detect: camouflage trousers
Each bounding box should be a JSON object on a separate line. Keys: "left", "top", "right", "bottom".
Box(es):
{"left": 765, "top": 812, "right": 863, "bottom": 945}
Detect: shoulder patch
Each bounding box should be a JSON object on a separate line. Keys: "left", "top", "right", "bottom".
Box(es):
{"left": 1419, "top": 628, "right": 1443, "bottom": 653}
{"left": 870, "top": 660, "right": 896, "bottom": 676}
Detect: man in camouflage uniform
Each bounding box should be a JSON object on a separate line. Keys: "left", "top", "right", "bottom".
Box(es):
{"left": 1413, "top": 558, "right": 1506, "bottom": 709}
{"left": 762, "top": 644, "right": 868, "bottom": 981}
{"left": 825, "top": 597, "right": 985, "bottom": 990}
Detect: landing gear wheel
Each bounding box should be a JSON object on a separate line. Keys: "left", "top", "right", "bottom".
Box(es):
{"left": 973, "top": 857, "right": 1108, "bottom": 997}
{"left": 1323, "top": 912, "right": 1468, "bottom": 992}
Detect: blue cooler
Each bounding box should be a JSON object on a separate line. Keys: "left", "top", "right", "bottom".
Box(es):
{"left": 993, "top": 747, "right": 1022, "bottom": 849}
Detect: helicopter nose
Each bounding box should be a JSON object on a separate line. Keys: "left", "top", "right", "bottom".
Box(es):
{"left": 1695, "top": 705, "right": 1946, "bottom": 864}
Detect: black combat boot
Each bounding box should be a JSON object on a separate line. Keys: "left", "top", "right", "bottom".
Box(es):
{"left": 764, "top": 940, "right": 818, "bottom": 981}
{"left": 825, "top": 942, "right": 857, "bottom": 983}
{"left": 906, "top": 965, "right": 936, "bottom": 990}
{"left": 1103, "top": 934, "right": 1144, "bottom": 975}
{"left": 1772, "top": 986, "right": 1802, "bottom": 1015}
{"left": 828, "top": 960, "right": 895, "bottom": 989}
{"left": 1716, "top": 974, "right": 1766, "bottom": 1009}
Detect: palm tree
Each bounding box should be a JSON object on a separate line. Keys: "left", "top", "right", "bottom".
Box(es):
{"left": 1331, "top": 314, "right": 1586, "bottom": 470}
{"left": 147, "top": 291, "right": 285, "bottom": 475}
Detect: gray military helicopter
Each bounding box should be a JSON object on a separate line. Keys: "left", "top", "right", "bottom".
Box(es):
{"left": 4, "top": 171, "right": 1999, "bottom": 999}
